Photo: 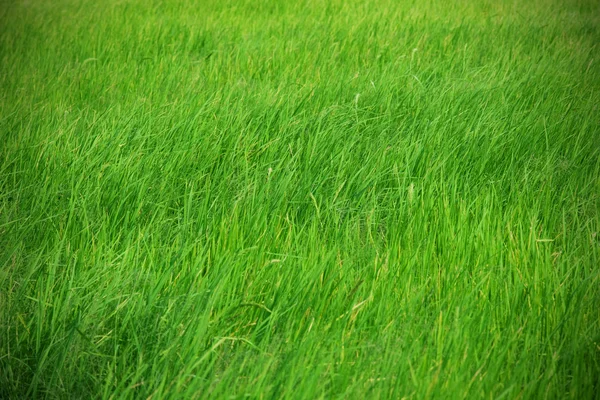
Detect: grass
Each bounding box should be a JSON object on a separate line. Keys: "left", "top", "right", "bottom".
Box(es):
{"left": 1, "top": 0, "right": 599, "bottom": 398}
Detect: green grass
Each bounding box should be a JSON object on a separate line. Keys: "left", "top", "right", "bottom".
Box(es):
{"left": 1, "top": 0, "right": 599, "bottom": 398}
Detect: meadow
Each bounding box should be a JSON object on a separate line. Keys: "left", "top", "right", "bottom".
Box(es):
{"left": 1, "top": 0, "right": 599, "bottom": 398}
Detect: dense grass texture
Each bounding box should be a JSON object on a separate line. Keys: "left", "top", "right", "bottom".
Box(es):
{"left": 1, "top": 0, "right": 600, "bottom": 398}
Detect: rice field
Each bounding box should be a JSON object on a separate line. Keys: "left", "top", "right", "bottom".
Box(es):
{"left": 1, "top": 0, "right": 599, "bottom": 398}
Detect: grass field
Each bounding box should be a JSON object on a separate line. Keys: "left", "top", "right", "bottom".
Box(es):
{"left": 1, "top": 0, "right": 599, "bottom": 398}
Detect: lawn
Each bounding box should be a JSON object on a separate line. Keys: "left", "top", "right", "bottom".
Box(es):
{"left": 1, "top": 0, "right": 599, "bottom": 398}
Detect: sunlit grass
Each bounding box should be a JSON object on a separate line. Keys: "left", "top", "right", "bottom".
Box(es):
{"left": 1, "top": 0, "right": 599, "bottom": 398}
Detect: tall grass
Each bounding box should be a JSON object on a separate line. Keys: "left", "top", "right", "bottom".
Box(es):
{"left": 1, "top": 0, "right": 599, "bottom": 398}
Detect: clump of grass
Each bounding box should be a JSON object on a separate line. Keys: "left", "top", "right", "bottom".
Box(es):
{"left": 1, "top": 0, "right": 599, "bottom": 398}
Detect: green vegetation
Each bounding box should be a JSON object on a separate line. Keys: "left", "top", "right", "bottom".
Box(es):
{"left": 1, "top": 0, "right": 599, "bottom": 398}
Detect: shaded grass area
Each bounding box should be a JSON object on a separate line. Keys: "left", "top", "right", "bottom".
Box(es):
{"left": 1, "top": 0, "right": 599, "bottom": 398}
